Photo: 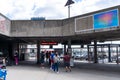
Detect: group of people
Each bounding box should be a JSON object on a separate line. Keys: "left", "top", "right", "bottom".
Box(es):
{"left": 13, "top": 50, "right": 74, "bottom": 73}
{"left": 40, "top": 51, "right": 60, "bottom": 73}
{"left": 40, "top": 51, "right": 74, "bottom": 73}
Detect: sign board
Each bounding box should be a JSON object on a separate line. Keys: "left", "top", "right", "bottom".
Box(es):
{"left": 41, "top": 42, "right": 58, "bottom": 45}
{"left": 93, "top": 9, "right": 119, "bottom": 29}
{"left": 75, "top": 15, "right": 93, "bottom": 32}
{"left": 0, "top": 15, "right": 10, "bottom": 36}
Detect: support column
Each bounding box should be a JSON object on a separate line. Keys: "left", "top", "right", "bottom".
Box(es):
{"left": 67, "top": 40, "right": 72, "bottom": 56}
{"left": 87, "top": 45, "right": 90, "bottom": 61}
{"left": 116, "top": 46, "right": 119, "bottom": 64}
{"left": 16, "top": 43, "right": 20, "bottom": 60}
{"left": 8, "top": 43, "right": 13, "bottom": 65}
{"left": 68, "top": 40, "right": 71, "bottom": 48}
{"left": 108, "top": 45, "right": 111, "bottom": 62}
{"left": 49, "top": 45, "right": 53, "bottom": 49}
{"left": 16, "top": 43, "right": 19, "bottom": 55}
{"left": 37, "top": 40, "right": 40, "bottom": 64}
{"left": 64, "top": 44, "right": 66, "bottom": 54}
{"left": 94, "top": 40, "right": 98, "bottom": 63}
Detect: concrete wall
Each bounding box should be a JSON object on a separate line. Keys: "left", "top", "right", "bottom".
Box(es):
{"left": 11, "top": 20, "right": 63, "bottom": 37}
{"left": 0, "top": 13, "right": 11, "bottom": 36}
{"left": 11, "top": 18, "right": 77, "bottom": 37}
{"left": 75, "top": 15, "right": 93, "bottom": 32}
{"left": 10, "top": 5, "right": 120, "bottom": 37}
{"left": 62, "top": 18, "right": 75, "bottom": 36}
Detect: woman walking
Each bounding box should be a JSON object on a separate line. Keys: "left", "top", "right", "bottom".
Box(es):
{"left": 53, "top": 53, "right": 60, "bottom": 73}
{"left": 14, "top": 50, "right": 19, "bottom": 65}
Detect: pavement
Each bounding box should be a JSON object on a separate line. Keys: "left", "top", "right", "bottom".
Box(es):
{"left": 5, "top": 61, "right": 120, "bottom": 80}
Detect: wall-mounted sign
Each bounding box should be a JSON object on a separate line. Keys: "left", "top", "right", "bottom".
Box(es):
{"left": 41, "top": 41, "right": 58, "bottom": 45}
{"left": 93, "top": 9, "right": 119, "bottom": 29}
{"left": 0, "top": 15, "right": 10, "bottom": 35}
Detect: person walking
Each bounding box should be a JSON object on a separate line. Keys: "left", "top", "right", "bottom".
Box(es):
{"left": 40, "top": 51, "right": 45, "bottom": 68}
{"left": 50, "top": 51, "right": 55, "bottom": 70}
{"left": 14, "top": 50, "right": 19, "bottom": 65}
{"left": 64, "top": 53, "right": 71, "bottom": 72}
{"left": 53, "top": 53, "right": 60, "bottom": 73}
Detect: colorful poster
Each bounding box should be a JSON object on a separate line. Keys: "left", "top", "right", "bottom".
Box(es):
{"left": 93, "top": 9, "right": 119, "bottom": 29}
{"left": 0, "top": 15, "right": 10, "bottom": 35}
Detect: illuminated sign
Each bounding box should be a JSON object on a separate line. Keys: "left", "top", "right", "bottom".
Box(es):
{"left": 93, "top": 9, "right": 119, "bottom": 29}
{"left": 41, "top": 41, "right": 57, "bottom": 45}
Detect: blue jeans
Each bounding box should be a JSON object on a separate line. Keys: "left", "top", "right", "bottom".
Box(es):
{"left": 54, "top": 62, "right": 59, "bottom": 72}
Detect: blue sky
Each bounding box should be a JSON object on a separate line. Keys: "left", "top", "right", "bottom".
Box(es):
{"left": 0, "top": 0, "right": 120, "bottom": 20}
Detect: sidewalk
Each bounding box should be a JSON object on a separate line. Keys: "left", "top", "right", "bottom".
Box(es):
{"left": 74, "top": 61, "right": 120, "bottom": 73}
{"left": 6, "top": 61, "right": 120, "bottom": 80}
{"left": 7, "top": 66, "right": 120, "bottom": 80}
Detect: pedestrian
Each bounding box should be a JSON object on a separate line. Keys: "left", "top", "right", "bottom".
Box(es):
{"left": 40, "top": 51, "right": 45, "bottom": 68}
{"left": 53, "top": 53, "right": 60, "bottom": 73}
{"left": 14, "top": 50, "right": 19, "bottom": 65}
{"left": 64, "top": 53, "right": 71, "bottom": 72}
{"left": 2, "top": 57, "right": 6, "bottom": 67}
{"left": 50, "top": 51, "right": 55, "bottom": 70}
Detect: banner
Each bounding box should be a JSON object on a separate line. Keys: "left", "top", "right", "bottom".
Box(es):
{"left": 93, "top": 9, "right": 119, "bottom": 29}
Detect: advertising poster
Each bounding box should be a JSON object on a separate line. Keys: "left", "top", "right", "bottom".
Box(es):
{"left": 0, "top": 15, "right": 10, "bottom": 35}
{"left": 93, "top": 9, "right": 119, "bottom": 29}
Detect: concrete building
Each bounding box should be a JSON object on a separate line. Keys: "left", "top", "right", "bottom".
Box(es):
{"left": 1, "top": 5, "right": 120, "bottom": 64}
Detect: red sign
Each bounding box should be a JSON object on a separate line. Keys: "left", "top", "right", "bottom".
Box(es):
{"left": 41, "top": 42, "right": 57, "bottom": 45}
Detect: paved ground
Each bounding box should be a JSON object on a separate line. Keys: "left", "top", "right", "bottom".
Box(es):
{"left": 6, "top": 63, "right": 120, "bottom": 80}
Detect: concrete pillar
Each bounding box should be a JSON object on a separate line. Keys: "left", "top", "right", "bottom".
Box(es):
{"left": 94, "top": 40, "right": 98, "bottom": 63}
{"left": 16, "top": 43, "right": 19, "bottom": 54}
{"left": 37, "top": 40, "right": 40, "bottom": 64}
{"left": 16, "top": 43, "right": 20, "bottom": 60}
{"left": 67, "top": 40, "right": 72, "bottom": 56}
{"left": 108, "top": 45, "right": 111, "bottom": 62}
{"left": 68, "top": 40, "right": 71, "bottom": 48}
{"left": 49, "top": 45, "right": 53, "bottom": 49}
{"left": 12, "top": 43, "right": 20, "bottom": 61}
{"left": 64, "top": 44, "right": 66, "bottom": 54}
{"left": 116, "top": 46, "right": 119, "bottom": 64}
{"left": 87, "top": 45, "right": 90, "bottom": 61}
{"left": 13, "top": 43, "right": 20, "bottom": 52}
{"left": 8, "top": 43, "right": 13, "bottom": 65}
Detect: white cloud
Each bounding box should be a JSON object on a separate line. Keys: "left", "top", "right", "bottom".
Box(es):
{"left": 71, "top": 0, "right": 120, "bottom": 17}
{"left": 0, "top": 0, "right": 119, "bottom": 20}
